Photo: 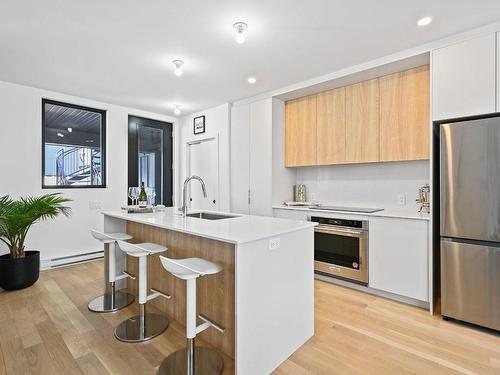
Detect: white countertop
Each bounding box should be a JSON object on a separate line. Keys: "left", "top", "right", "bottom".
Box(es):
{"left": 103, "top": 207, "right": 316, "bottom": 244}
{"left": 272, "top": 205, "right": 430, "bottom": 221}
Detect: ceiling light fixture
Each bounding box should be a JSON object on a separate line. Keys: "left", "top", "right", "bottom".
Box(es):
{"left": 174, "top": 104, "right": 182, "bottom": 116}
{"left": 417, "top": 16, "right": 432, "bottom": 27}
{"left": 57, "top": 132, "right": 64, "bottom": 137}
{"left": 247, "top": 77, "right": 257, "bottom": 84}
{"left": 67, "top": 127, "right": 72, "bottom": 132}
{"left": 172, "top": 60, "right": 184, "bottom": 76}
{"left": 233, "top": 22, "right": 248, "bottom": 44}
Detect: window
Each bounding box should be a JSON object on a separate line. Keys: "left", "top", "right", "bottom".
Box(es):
{"left": 42, "top": 99, "right": 106, "bottom": 188}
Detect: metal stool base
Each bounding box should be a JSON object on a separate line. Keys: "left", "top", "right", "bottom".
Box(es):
{"left": 88, "top": 291, "right": 135, "bottom": 313}
{"left": 114, "top": 313, "right": 169, "bottom": 343}
{"left": 158, "top": 347, "right": 224, "bottom": 375}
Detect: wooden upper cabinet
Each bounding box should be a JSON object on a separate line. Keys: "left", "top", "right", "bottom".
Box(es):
{"left": 345, "top": 78, "right": 380, "bottom": 163}
{"left": 285, "top": 95, "right": 317, "bottom": 167}
{"left": 379, "top": 65, "right": 430, "bottom": 161}
{"left": 317, "top": 87, "right": 346, "bottom": 165}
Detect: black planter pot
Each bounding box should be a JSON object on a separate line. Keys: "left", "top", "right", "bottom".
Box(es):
{"left": 0, "top": 250, "right": 40, "bottom": 291}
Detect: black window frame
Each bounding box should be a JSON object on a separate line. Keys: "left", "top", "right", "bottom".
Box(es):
{"left": 41, "top": 98, "right": 107, "bottom": 189}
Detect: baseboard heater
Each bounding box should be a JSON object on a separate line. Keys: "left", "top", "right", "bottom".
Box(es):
{"left": 41, "top": 250, "right": 104, "bottom": 270}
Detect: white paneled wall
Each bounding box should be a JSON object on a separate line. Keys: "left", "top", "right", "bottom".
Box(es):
{"left": 230, "top": 98, "right": 295, "bottom": 216}
{"left": 296, "top": 161, "right": 429, "bottom": 210}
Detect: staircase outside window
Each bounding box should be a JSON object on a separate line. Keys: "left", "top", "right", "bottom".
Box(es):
{"left": 42, "top": 99, "right": 106, "bottom": 188}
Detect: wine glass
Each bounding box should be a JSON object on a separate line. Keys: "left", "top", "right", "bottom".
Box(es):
{"left": 148, "top": 188, "right": 157, "bottom": 206}
{"left": 128, "top": 187, "right": 134, "bottom": 207}
{"left": 131, "top": 187, "right": 140, "bottom": 206}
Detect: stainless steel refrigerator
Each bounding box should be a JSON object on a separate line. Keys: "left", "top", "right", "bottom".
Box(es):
{"left": 440, "top": 115, "right": 500, "bottom": 331}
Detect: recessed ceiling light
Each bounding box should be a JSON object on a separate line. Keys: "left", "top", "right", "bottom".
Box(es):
{"left": 417, "top": 16, "right": 432, "bottom": 27}
{"left": 67, "top": 127, "right": 72, "bottom": 132}
{"left": 172, "top": 60, "right": 184, "bottom": 76}
{"left": 233, "top": 22, "right": 248, "bottom": 44}
{"left": 57, "top": 132, "right": 64, "bottom": 137}
{"left": 174, "top": 104, "right": 182, "bottom": 116}
{"left": 247, "top": 77, "right": 257, "bottom": 84}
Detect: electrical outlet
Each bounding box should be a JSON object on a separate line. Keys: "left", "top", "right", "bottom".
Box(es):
{"left": 397, "top": 194, "right": 407, "bottom": 206}
{"left": 269, "top": 237, "right": 280, "bottom": 251}
{"left": 89, "top": 201, "right": 102, "bottom": 209}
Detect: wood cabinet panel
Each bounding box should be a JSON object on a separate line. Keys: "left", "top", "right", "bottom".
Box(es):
{"left": 317, "top": 87, "right": 346, "bottom": 165}
{"left": 379, "top": 65, "right": 430, "bottom": 161}
{"left": 345, "top": 79, "right": 380, "bottom": 163}
{"left": 285, "top": 96, "right": 317, "bottom": 167}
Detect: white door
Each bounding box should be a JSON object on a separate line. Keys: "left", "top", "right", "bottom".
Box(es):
{"left": 188, "top": 138, "right": 219, "bottom": 211}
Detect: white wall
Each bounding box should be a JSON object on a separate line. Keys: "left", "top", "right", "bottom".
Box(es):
{"left": 0, "top": 80, "right": 177, "bottom": 261}
{"left": 295, "top": 160, "right": 429, "bottom": 211}
{"left": 176, "top": 103, "right": 231, "bottom": 211}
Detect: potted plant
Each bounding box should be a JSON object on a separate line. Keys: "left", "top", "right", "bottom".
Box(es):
{"left": 0, "top": 193, "right": 71, "bottom": 290}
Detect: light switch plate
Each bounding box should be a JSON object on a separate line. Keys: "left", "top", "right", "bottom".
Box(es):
{"left": 397, "top": 194, "right": 407, "bottom": 206}
{"left": 269, "top": 237, "right": 280, "bottom": 251}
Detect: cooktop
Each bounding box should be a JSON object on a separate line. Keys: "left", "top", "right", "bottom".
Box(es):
{"left": 309, "top": 206, "right": 384, "bottom": 213}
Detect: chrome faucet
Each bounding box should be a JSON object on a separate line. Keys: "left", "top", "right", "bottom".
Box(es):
{"left": 180, "top": 175, "right": 207, "bottom": 217}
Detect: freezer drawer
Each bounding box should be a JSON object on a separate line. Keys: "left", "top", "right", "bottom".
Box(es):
{"left": 441, "top": 239, "right": 500, "bottom": 331}
{"left": 440, "top": 117, "right": 500, "bottom": 242}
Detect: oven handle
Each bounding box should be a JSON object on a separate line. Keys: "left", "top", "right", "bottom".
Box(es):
{"left": 314, "top": 225, "right": 366, "bottom": 237}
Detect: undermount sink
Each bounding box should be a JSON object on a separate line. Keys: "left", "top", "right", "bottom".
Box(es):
{"left": 186, "top": 212, "right": 238, "bottom": 220}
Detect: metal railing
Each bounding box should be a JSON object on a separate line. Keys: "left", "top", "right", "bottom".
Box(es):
{"left": 55, "top": 146, "right": 101, "bottom": 185}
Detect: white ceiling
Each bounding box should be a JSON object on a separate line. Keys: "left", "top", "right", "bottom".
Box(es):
{"left": 1, "top": 1, "right": 500, "bottom": 116}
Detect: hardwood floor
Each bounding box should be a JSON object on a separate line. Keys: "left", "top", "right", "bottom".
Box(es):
{"left": 0, "top": 260, "right": 499, "bottom": 375}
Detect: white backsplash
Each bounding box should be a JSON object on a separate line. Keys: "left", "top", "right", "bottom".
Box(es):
{"left": 296, "top": 160, "right": 429, "bottom": 211}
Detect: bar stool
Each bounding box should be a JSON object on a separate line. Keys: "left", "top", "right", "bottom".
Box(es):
{"left": 158, "top": 255, "right": 225, "bottom": 375}
{"left": 88, "top": 230, "right": 135, "bottom": 313}
{"left": 115, "top": 240, "right": 170, "bottom": 343}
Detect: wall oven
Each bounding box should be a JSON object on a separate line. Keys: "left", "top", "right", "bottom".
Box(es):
{"left": 310, "top": 216, "right": 369, "bottom": 285}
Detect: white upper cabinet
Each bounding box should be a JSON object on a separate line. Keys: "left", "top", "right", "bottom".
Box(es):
{"left": 369, "top": 217, "right": 429, "bottom": 302}
{"left": 432, "top": 33, "right": 496, "bottom": 120}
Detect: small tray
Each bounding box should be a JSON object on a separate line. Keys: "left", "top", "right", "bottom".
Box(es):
{"left": 121, "top": 205, "right": 154, "bottom": 214}
{"left": 283, "top": 201, "right": 319, "bottom": 207}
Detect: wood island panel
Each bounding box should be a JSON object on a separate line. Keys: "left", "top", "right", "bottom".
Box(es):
{"left": 125, "top": 221, "right": 235, "bottom": 359}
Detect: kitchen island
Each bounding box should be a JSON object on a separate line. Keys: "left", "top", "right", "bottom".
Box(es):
{"left": 102, "top": 208, "right": 315, "bottom": 375}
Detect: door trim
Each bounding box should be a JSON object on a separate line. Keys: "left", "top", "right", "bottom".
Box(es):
{"left": 185, "top": 134, "right": 220, "bottom": 210}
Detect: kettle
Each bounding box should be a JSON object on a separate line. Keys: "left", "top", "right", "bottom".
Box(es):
{"left": 293, "top": 184, "right": 307, "bottom": 203}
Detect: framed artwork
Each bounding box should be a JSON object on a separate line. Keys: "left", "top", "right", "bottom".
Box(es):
{"left": 193, "top": 115, "right": 205, "bottom": 134}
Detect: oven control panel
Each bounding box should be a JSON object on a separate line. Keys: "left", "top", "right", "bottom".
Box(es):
{"left": 310, "top": 216, "right": 365, "bottom": 229}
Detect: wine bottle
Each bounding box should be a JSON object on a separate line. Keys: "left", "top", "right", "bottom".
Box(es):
{"left": 138, "top": 182, "right": 148, "bottom": 208}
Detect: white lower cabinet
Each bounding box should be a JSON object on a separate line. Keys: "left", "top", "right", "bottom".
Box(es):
{"left": 273, "top": 208, "right": 308, "bottom": 221}
{"left": 369, "top": 217, "right": 428, "bottom": 302}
